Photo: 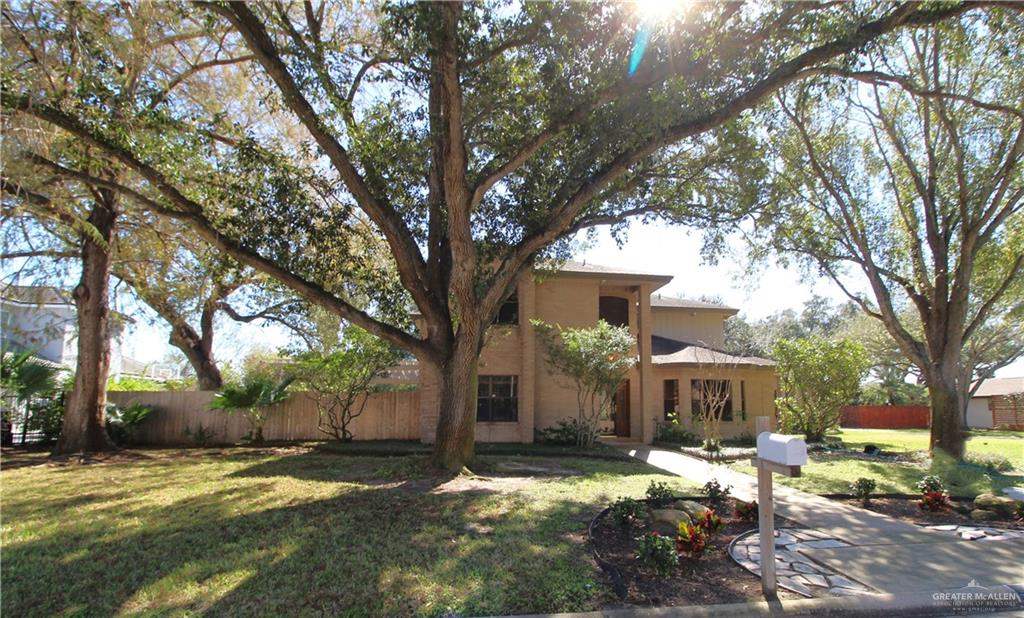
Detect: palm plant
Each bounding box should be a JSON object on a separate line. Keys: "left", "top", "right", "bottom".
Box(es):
{"left": 2, "top": 347, "right": 60, "bottom": 443}
{"left": 210, "top": 375, "right": 294, "bottom": 443}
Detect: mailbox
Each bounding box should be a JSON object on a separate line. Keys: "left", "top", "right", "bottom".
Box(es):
{"left": 756, "top": 433, "right": 807, "bottom": 466}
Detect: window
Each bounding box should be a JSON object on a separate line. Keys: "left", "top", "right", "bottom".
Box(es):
{"left": 690, "top": 379, "right": 733, "bottom": 422}
{"left": 493, "top": 293, "right": 519, "bottom": 325}
{"left": 663, "top": 379, "right": 679, "bottom": 420}
{"left": 599, "top": 296, "right": 629, "bottom": 327}
{"left": 477, "top": 375, "right": 518, "bottom": 422}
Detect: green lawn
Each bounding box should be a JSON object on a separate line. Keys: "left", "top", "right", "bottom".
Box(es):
{"left": 1, "top": 446, "right": 694, "bottom": 617}
{"left": 835, "top": 428, "right": 1024, "bottom": 460}
{"left": 730, "top": 428, "right": 1024, "bottom": 496}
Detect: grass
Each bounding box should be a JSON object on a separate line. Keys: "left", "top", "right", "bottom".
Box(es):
{"left": 1, "top": 446, "right": 695, "bottom": 617}
{"left": 730, "top": 428, "right": 1023, "bottom": 496}
{"left": 835, "top": 428, "right": 1024, "bottom": 460}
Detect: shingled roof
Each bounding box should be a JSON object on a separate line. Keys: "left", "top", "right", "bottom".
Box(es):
{"left": 651, "top": 335, "right": 774, "bottom": 367}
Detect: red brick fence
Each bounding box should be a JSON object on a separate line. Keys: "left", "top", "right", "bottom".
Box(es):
{"left": 840, "top": 405, "right": 930, "bottom": 429}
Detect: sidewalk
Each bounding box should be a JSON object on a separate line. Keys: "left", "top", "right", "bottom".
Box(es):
{"left": 621, "top": 446, "right": 1024, "bottom": 594}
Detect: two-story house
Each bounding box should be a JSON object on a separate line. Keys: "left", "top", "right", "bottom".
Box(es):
{"left": 1, "top": 284, "right": 129, "bottom": 375}
{"left": 417, "top": 261, "right": 777, "bottom": 445}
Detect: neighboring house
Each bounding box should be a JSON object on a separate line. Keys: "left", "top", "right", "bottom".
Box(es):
{"left": 1, "top": 284, "right": 129, "bottom": 375}
{"left": 117, "top": 357, "right": 185, "bottom": 382}
{"left": 967, "top": 377, "right": 1024, "bottom": 430}
{"left": 417, "top": 261, "right": 777, "bottom": 444}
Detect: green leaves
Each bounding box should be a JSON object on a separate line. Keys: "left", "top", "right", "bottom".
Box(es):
{"left": 211, "top": 374, "right": 294, "bottom": 413}
{"left": 773, "top": 337, "right": 870, "bottom": 442}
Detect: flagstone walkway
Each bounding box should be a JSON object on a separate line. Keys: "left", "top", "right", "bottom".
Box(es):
{"left": 621, "top": 445, "right": 1024, "bottom": 597}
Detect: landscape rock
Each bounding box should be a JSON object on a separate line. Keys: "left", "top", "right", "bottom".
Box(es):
{"left": 672, "top": 500, "right": 709, "bottom": 519}
{"left": 969, "top": 508, "right": 1000, "bottom": 522}
{"left": 974, "top": 493, "right": 1017, "bottom": 516}
{"left": 650, "top": 508, "right": 692, "bottom": 527}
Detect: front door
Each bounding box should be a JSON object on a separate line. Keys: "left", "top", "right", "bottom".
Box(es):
{"left": 613, "top": 380, "right": 631, "bottom": 437}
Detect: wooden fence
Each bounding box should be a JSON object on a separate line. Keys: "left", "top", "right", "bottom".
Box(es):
{"left": 108, "top": 390, "right": 421, "bottom": 445}
{"left": 840, "top": 404, "right": 930, "bottom": 429}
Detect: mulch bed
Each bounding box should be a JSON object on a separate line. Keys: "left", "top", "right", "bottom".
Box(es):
{"left": 590, "top": 499, "right": 799, "bottom": 606}
{"left": 832, "top": 496, "right": 1022, "bottom": 528}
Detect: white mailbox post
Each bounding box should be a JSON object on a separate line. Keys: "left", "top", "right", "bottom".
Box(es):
{"left": 750, "top": 417, "right": 806, "bottom": 596}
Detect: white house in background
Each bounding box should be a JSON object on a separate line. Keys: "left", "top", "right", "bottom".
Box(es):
{"left": 0, "top": 284, "right": 129, "bottom": 375}
{"left": 967, "top": 377, "right": 1024, "bottom": 430}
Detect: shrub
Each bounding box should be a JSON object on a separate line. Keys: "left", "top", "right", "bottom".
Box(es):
{"left": 655, "top": 416, "right": 699, "bottom": 446}
{"left": 210, "top": 375, "right": 294, "bottom": 443}
{"left": 107, "top": 376, "right": 165, "bottom": 391}
{"left": 646, "top": 480, "right": 675, "bottom": 506}
{"left": 722, "top": 433, "right": 756, "bottom": 448}
{"left": 850, "top": 477, "right": 877, "bottom": 507}
{"left": 700, "top": 479, "right": 731, "bottom": 509}
{"left": 675, "top": 522, "right": 709, "bottom": 559}
{"left": 965, "top": 454, "right": 1014, "bottom": 473}
{"left": 701, "top": 438, "right": 721, "bottom": 453}
{"left": 610, "top": 497, "right": 647, "bottom": 527}
{"left": 184, "top": 423, "right": 218, "bottom": 447}
{"left": 774, "top": 337, "right": 869, "bottom": 442}
{"left": 1015, "top": 503, "right": 1024, "bottom": 525}
{"left": 636, "top": 533, "right": 677, "bottom": 576}
{"left": 106, "top": 403, "right": 155, "bottom": 445}
{"left": 696, "top": 509, "right": 722, "bottom": 535}
{"left": 734, "top": 500, "right": 758, "bottom": 521}
{"left": 918, "top": 490, "right": 949, "bottom": 512}
{"left": 536, "top": 418, "right": 596, "bottom": 446}
{"left": 25, "top": 395, "right": 64, "bottom": 443}
{"left": 917, "top": 475, "right": 945, "bottom": 494}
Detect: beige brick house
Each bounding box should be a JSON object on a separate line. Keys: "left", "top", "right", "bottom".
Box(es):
{"left": 417, "top": 261, "right": 777, "bottom": 444}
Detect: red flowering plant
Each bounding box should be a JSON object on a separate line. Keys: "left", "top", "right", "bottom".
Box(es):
{"left": 676, "top": 521, "right": 709, "bottom": 559}
{"left": 734, "top": 500, "right": 758, "bottom": 521}
{"left": 696, "top": 509, "right": 723, "bottom": 535}
{"left": 918, "top": 490, "right": 950, "bottom": 511}
{"left": 916, "top": 475, "right": 949, "bottom": 511}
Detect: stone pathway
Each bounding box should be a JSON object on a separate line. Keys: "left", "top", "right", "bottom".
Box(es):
{"left": 620, "top": 445, "right": 1024, "bottom": 596}
{"left": 920, "top": 523, "right": 1024, "bottom": 542}
{"left": 728, "top": 528, "right": 873, "bottom": 597}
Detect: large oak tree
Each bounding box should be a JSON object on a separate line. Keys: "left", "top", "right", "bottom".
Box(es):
{"left": 762, "top": 12, "right": 1023, "bottom": 457}
{"left": 3, "top": 1, "right": 1003, "bottom": 468}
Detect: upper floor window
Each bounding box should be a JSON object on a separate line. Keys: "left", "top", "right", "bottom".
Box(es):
{"left": 599, "top": 296, "right": 629, "bottom": 327}
{"left": 477, "top": 375, "right": 518, "bottom": 422}
{"left": 690, "top": 379, "right": 733, "bottom": 422}
{"left": 493, "top": 293, "right": 519, "bottom": 325}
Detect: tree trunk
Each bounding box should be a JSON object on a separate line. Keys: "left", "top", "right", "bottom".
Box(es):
{"left": 169, "top": 324, "right": 222, "bottom": 390}
{"left": 54, "top": 193, "right": 118, "bottom": 455}
{"left": 430, "top": 341, "right": 480, "bottom": 472}
{"left": 927, "top": 373, "right": 965, "bottom": 460}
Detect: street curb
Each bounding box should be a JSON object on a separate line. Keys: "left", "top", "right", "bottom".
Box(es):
{"left": 491, "top": 587, "right": 1024, "bottom": 617}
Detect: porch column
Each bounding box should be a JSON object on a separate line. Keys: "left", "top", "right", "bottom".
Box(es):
{"left": 637, "top": 284, "right": 656, "bottom": 443}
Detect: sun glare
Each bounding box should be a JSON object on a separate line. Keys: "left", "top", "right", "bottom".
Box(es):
{"left": 634, "top": 0, "right": 688, "bottom": 23}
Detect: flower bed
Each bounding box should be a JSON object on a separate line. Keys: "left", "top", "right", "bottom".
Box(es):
{"left": 588, "top": 495, "right": 799, "bottom": 605}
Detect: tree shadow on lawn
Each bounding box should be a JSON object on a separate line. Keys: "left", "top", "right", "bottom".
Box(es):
{"left": 2, "top": 450, "right": 651, "bottom": 617}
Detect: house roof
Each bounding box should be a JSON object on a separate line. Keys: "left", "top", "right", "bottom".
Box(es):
{"left": 1, "top": 284, "right": 135, "bottom": 325}
{"left": 973, "top": 377, "right": 1024, "bottom": 398}
{"left": 650, "top": 294, "right": 738, "bottom": 314}
{"left": 1, "top": 285, "right": 73, "bottom": 306}
{"left": 539, "top": 260, "right": 673, "bottom": 289}
{"left": 651, "top": 335, "right": 774, "bottom": 368}
{"left": 1, "top": 350, "right": 66, "bottom": 371}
